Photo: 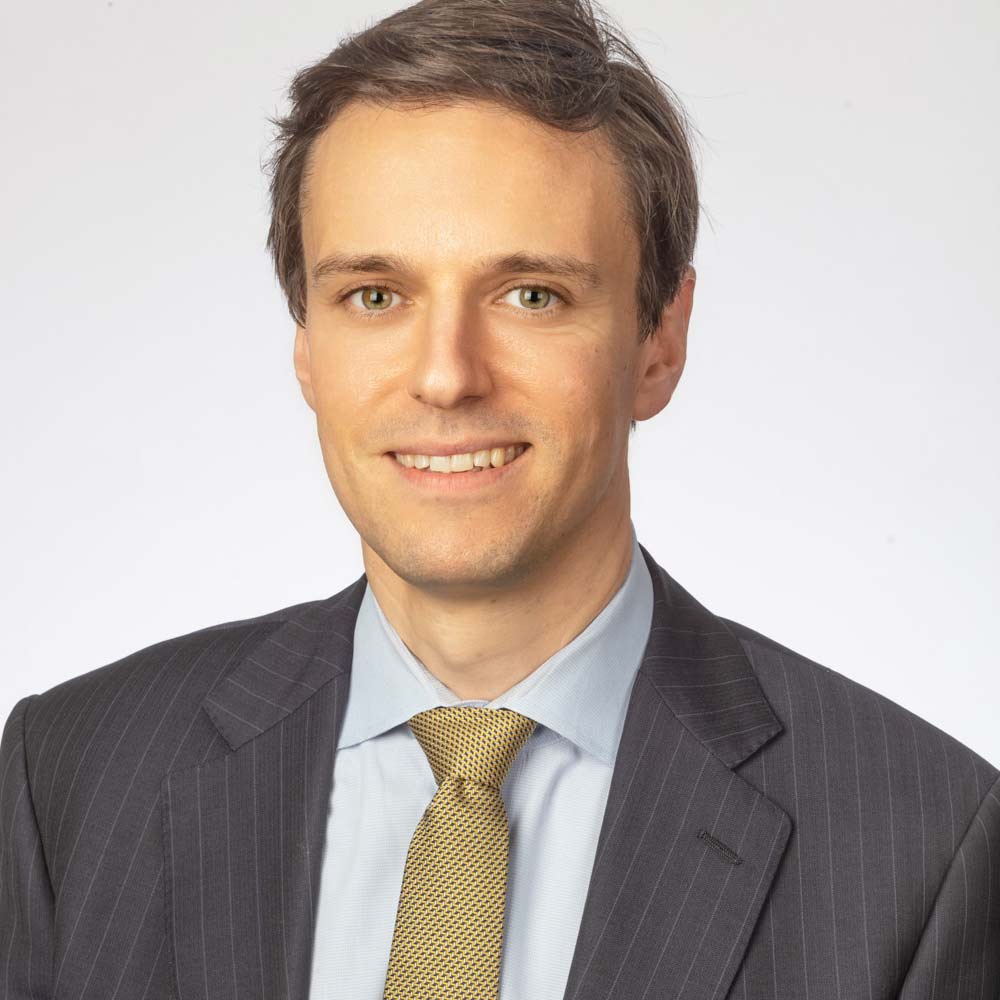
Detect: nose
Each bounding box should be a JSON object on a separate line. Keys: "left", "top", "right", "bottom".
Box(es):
{"left": 405, "top": 302, "right": 495, "bottom": 410}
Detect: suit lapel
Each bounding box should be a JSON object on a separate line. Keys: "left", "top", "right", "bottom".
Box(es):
{"left": 161, "top": 579, "right": 363, "bottom": 1000}
{"left": 560, "top": 545, "right": 792, "bottom": 1000}
{"left": 162, "top": 547, "right": 790, "bottom": 1000}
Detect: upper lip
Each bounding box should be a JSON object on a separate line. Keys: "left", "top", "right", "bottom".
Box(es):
{"left": 387, "top": 440, "right": 530, "bottom": 457}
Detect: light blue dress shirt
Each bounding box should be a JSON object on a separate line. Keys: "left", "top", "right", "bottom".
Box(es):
{"left": 308, "top": 523, "right": 654, "bottom": 999}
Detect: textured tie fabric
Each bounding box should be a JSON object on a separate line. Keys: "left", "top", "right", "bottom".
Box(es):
{"left": 382, "top": 705, "right": 538, "bottom": 1000}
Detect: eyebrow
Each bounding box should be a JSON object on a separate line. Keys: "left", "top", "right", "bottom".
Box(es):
{"left": 310, "top": 250, "right": 602, "bottom": 291}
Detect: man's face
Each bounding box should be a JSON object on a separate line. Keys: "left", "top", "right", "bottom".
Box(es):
{"left": 295, "top": 99, "right": 691, "bottom": 592}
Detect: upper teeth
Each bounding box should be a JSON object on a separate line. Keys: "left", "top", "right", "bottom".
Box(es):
{"left": 394, "top": 444, "right": 527, "bottom": 472}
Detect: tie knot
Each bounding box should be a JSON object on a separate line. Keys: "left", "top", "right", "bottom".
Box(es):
{"left": 407, "top": 705, "right": 537, "bottom": 790}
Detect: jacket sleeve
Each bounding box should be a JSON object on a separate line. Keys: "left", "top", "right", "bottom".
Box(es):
{"left": 0, "top": 694, "right": 55, "bottom": 999}
{"left": 898, "top": 769, "right": 1000, "bottom": 998}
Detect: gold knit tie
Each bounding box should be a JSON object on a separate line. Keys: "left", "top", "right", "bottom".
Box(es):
{"left": 382, "top": 705, "right": 538, "bottom": 1000}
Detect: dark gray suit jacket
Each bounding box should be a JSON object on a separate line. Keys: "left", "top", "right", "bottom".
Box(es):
{"left": 2, "top": 544, "right": 998, "bottom": 999}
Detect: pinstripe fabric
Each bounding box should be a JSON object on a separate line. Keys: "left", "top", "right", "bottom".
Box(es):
{"left": 2, "top": 543, "right": 998, "bottom": 999}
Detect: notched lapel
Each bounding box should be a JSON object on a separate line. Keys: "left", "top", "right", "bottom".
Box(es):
{"left": 162, "top": 576, "right": 366, "bottom": 999}
{"left": 561, "top": 546, "right": 792, "bottom": 1000}
{"left": 162, "top": 543, "right": 791, "bottom": 1000}
{"left": 561, "top": 674, "right": 791, "bottom": 1000}
{"left": 201, "top": 575, "right": 366, "bottom": 751}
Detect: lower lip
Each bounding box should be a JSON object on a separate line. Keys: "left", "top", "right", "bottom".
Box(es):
{"left": 385, "top": 446, "right": 531, "bottom": 494}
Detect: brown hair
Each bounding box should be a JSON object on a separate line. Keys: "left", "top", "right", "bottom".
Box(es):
{"left": 264, "top": 0, "right": 701, "bottom": 428}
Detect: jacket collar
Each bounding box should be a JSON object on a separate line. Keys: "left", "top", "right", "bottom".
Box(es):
{"left": 171, "top": 542, "right": 790, "bottom": 1000}
{"left": 203, "top": 542, "right": 782, "bottom": 770}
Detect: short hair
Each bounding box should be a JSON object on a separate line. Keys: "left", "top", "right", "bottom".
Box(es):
{"left": 264, "top": 0, "right": 701, "bottom": 430}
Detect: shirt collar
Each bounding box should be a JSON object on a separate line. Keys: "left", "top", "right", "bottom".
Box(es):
{"left": 338, "top": 521, "right": 654, "bottom": 766}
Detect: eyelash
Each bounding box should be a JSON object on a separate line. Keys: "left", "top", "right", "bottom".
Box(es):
{"left": 334, "top": 282, "right": 566, "bottom": 321}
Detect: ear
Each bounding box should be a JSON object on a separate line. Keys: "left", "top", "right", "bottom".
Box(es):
{"left": 632, "top": 265, "right": 695, "bottom": 423}
{"left": 293, "top": 324, "right": 317, "bottom": 412}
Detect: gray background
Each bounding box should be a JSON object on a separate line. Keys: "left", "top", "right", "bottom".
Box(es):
{"left": 2, "top": 0, "right": 997, "bottom": 763}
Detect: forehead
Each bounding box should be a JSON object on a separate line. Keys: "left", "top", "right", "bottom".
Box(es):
{"left": 300, "top": 99, "right": 633, "bottom": 267}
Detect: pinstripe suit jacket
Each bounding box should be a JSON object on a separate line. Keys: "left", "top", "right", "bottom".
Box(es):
{"left": 2, "top": 543, "right": 998, "bottom": 1000}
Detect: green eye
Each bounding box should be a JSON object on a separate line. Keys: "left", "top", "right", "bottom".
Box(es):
{"left": 502, "top": 285, "right": 565, "bottom": 313}
{"left": 357, "top": 287, "right": 393, "bottom": 310}
{"left": 517, "top": 287, "right": 550, "bottom": 309}
{"left": 337, "top": 282, "right": 565, "bottom": 320}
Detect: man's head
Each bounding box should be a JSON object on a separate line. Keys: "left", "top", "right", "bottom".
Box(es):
{"left": 264, "top": 0, "right": 699, "bottom": 593}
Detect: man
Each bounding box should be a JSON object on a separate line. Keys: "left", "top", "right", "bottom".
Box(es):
{"left": 2, "top": 0, "right": 997, "bottom": 997}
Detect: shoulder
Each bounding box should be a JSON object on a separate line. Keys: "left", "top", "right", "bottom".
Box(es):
{"left": 14, "top": 595, "right": 331, "bottom": 776}
{"left": 723, "top": 614, "right": 999, "bottom": 839}
{"left": 724, "top": 614, "right": 998, "bottom": 779}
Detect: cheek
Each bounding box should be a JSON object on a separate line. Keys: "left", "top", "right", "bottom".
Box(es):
{"left": 546, "top": 349, "right": 622, "bottom": 453}
{"left": 310, "top": 337, "right": 380, "bottom": 423}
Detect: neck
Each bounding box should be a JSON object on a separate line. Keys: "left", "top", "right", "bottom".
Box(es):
{"left": 361, "top": 510, "right": 635, "bottom": 702}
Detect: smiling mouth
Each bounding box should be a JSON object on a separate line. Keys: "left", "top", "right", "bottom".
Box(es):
{"left": 390, "top": 443, "right": 530, "bottom": 474}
